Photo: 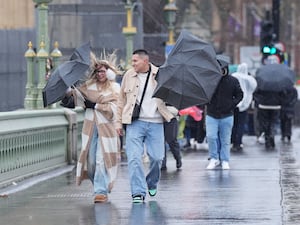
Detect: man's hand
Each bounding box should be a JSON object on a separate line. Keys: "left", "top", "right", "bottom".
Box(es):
{"left": 84, "top": 99, "right": 96, "bottom": 109}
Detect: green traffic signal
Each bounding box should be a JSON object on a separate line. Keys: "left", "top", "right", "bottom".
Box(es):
{"left": 262, "top": 46, "right": 277, "bottom": 54}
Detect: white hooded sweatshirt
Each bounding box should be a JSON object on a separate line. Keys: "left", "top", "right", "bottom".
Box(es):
{"left": 232, "top": 63, "right": 257, "bottom": 112}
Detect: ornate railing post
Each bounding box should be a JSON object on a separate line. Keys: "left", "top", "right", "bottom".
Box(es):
{"left": 36, "top": 41, "right": 49, "bottom": 109}
{"left": 24, "top": 41, "right": 37, "bottom": 109}
{"left": 50, "top": 41, "right": 62, "bottom": 70}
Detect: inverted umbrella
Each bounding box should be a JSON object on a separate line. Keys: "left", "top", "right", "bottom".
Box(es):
{"left": 42, "top": 42, "right": 90, "bottom": 107}
{"left": 255, "top": 63, "right": 296, "bottom": 92}
{"left": 153, "top": 30, "right": 222, "bottom": 110}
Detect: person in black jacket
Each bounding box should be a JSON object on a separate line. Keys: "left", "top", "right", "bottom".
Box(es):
{"left": 205, "top": 55, "right": 243, "bottom": 170}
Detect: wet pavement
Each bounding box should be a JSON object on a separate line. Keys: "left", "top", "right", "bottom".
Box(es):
{"left": 1, "top": 128, "right": 300, "bottom": 225}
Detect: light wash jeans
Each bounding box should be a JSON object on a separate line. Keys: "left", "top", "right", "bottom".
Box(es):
{"left": 87, "top": 126, "right": 109, "bottom": 195}
{"left": 125, "top": 120, "right": 164, "bottom": 197}
{"left": 206, "top": 115, "right": 233, "bottom": 162}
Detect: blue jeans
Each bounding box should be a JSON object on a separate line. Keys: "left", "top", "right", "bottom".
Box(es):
{"left": 206, "top": 115, "right": 233, "bottom": 162}
{"left": 125, "top": 120, "right": 164, "bottom": 197}
{"left": 87, "top": 126, "right": 109, "bottom": 195}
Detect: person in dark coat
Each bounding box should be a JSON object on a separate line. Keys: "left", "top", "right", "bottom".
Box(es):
{"left": 253, "top": 89, "right": 284, "bottom": 149}
{"left": 183, "top": 105, "right": 206, "bottom": 150}
{"left": 205, "top": 55, "right": 243, "bottom": 170}
{"left": 280, "top": 86, "right": 298, "bottom": 143}
{"left": 161, "top": 105, "right": 182, "bottom": 170}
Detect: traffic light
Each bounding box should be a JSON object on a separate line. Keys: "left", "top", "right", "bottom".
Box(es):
{"left": 262, "top": 45, "right": 277, "bottom": 55}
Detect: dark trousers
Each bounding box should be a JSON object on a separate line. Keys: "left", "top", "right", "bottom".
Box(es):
{"left": 162, "top": 118, "right": 181, "bottom": 167}
{"left": 184, "top": 116, "right": 206, "bottom": 144}
{"left": 231, "top": 109, "right": 247, "bottom": 146}
{"left": 280, "top": 113, "right": 292, "bottom": 138}
{"left": 257, "top": 108, "right": 280, "bottom": 147}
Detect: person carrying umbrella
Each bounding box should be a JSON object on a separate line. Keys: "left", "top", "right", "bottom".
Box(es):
{"left": 68, "top": 52, "right": 121, "bottom": 203}
{"left": 116, "top": 49, "right": 175, "bottom": 203}
{"left": 205, "top": 55, "right": 243, "bottom": 170}
{"left": 253, "top": 63, "right": 295, "bottom": 149}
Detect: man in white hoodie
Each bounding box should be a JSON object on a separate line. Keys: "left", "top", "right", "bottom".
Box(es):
{"left": 231, "top": 63, "right": 257, "bottom": 151}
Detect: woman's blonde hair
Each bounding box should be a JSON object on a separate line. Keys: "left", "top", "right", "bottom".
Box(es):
{"left": 87, "top": 50, "right": 119, "bottom": 90}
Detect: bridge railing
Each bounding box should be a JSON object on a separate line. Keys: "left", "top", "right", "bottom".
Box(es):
{"left": 0, "top": 108, "right": 84, "bottom": 188}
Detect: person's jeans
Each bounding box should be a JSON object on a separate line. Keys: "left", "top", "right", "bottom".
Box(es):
{"left": 206, "top": 115, "right": 233, "bottom": 162}
{"left": 88, "top": 126, "right": 109, "bottom": 195}
{"left": 125, "top": 120, "right": 164, "bottom": 197}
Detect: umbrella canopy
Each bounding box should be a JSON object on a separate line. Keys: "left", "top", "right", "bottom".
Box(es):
{"left": 153, "top": 30, "right": 222, "bottom": 110}
{"left": 255, "top": 63, "right": 296, "bottom": 92}
{"left": 42, "top": 42, "right": 90, "bottom": 107}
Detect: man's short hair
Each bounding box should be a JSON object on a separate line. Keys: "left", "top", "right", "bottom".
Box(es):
{"left": 133, "top": 49, "right": 148, "bottom": 56}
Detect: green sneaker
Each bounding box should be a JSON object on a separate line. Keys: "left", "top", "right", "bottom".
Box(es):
{"left": 132, "top": 195, "right": 145, "bottom": 203}
{"left": 148, "top": 189, "right": 157, "bottom": 197}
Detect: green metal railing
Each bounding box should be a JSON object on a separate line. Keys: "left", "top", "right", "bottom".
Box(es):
{"left": 0, "top": 108, "right": 84, "bottom": 188}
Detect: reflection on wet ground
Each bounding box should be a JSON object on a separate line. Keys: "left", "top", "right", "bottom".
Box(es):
{"left": 0, "top": 129, "right": 300, "bottom": 225}
{"left": 279, "top": 130, "right": 300, "bottom": 224}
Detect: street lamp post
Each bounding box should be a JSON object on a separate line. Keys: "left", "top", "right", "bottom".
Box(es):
{"left": 33, "top": 0, "right": 52, "bottom": 52}
{"left": 24, "top": 0, "right": 62, "bottom": 109}
{"left": 122, "top": 0, "right": 137, "bottom": 69}
{"left": 163, "top": 0, "right": 178, "bottom": 57}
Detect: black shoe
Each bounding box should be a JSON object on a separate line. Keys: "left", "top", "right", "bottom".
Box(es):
{"left": 183, "top": 143, "right": 191, "bottom": 149}
{"left": 161, "top": 165, "right": 167, "bottom": 171}
{"left": 176, "top": 158, "right": 182, "bottom": 169}
{"left": 132, "top": 195, "right": 145, "bottom": 203}
{"left": 231, "top": 144, "right": 242, "bottom": 152}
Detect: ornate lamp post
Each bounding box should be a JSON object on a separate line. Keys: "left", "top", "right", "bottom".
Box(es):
{"left": 122, "top": 0, "right": 137, "bottom": 69}
{"left": 163, "top": 0, "right": 178, "bottom": 57}
{"left": 33, "top": 0, "right": 52, "bottom": 51}
{"left": 24, "top": 0, "right": 62, "bottom": 109}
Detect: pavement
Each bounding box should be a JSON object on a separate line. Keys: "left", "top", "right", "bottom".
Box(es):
{"left": 1, "top": 128, "right": 300, "bottom": 225}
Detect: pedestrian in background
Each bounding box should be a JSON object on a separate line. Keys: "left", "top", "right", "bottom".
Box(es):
{"left": 253, "top": 89, "right": 283, "bottom": 149}
{"left": 280, "top": 86, "right": 298, "bottom": 143}
{"left": 161, "top": 105, "right": 182, "bottom": 170}
{"left": 70, "top": 53, "right": 120, "bottom": 203}
{"left": 206, "top": 55, "right": 243, "bottom": 170}
{"left": 182, "top": 105, "right": 207, "bottom": 150}
{"left": 116, "top": 49, "right": 174, "bottom": 203}
{"left": 231, "top": 63, "right": 257, "bottom": 151}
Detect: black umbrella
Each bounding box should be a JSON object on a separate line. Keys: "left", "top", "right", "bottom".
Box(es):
{"left": 153, "top": 30, "right": 222, "bottom": 110}
{"left": 255, "top": 63, "right": 296, "bottom": 92}
{"left": 42, "top": 42, "right": 90, "bottom": 107}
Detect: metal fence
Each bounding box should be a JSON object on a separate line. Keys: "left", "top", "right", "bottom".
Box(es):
{"left": 0, "top": 108, "right": 84, "bottom": 189}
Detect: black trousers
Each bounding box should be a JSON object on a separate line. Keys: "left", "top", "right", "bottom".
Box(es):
{"left": 257, "top": 108, "right": 280, "bottom": 147}
{"left": 162, "top": 118, "right": 181, "bottom": 166}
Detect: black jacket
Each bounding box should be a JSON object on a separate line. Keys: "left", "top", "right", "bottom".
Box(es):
{"left": 253, "top": 90, "right": 283, "bottom": 107}
{"left": 206, "top": 74, "right": 243, "bottom": 119}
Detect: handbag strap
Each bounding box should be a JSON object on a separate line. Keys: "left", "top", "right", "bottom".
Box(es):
{"left": 138, "top": 67, "right": 151, "bottom": 106}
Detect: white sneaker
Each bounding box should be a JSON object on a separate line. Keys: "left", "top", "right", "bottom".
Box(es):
{"left": 206, "top": 158, "right": 220, "bottom": 170}
{"left": 257, "top": 132, "right": 265, "bottom": 144}
{"left": 222, "top": 161, "right": 230, "bottom": 170}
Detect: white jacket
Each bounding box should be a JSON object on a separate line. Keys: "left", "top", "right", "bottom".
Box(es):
{"left": 232, "top": 63, "right": 257, "bottom": 112}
